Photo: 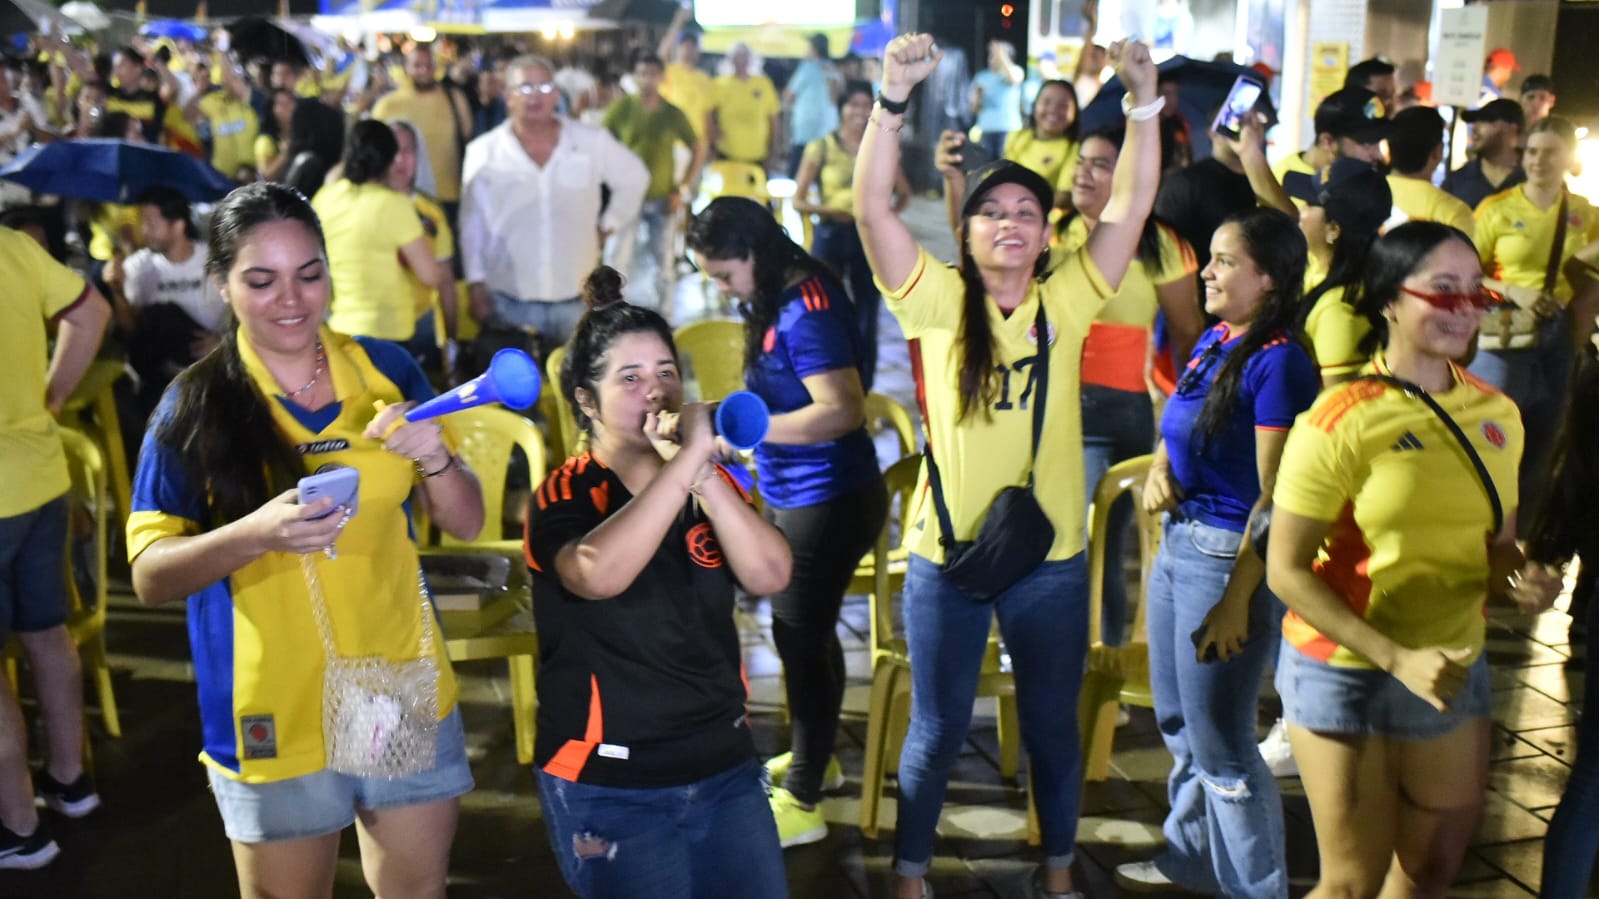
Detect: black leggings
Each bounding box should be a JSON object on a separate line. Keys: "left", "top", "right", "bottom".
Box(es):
{"left": 765, "top": 477, "right": 888, "bottom": 803}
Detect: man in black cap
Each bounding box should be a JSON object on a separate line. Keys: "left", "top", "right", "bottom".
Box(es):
{"left": 1441, "top": 97, "right": 1526, "bottom": 209}
{"left": 1519, "top": 74, "right": 1557, "bottom": 129}
{"left": 1343, "top": 57, "right": 1396, "bottom": 112}
{"left": 1270, "top": 86, "right": 1392, "bottom": 201}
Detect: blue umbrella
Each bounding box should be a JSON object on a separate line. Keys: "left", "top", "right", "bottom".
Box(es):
{"left": 0, "top": 138, "right": 236, "bottom": 204}
{"left": 139, "top": 19, "right": 209, "bottom": 42}
{"left": 1079, "top": 56, "right": 1278, "bottom": 133}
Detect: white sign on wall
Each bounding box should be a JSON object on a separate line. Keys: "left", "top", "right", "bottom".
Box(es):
{"left": 1433, "top": 5, "right": 1489, "bottom": 108}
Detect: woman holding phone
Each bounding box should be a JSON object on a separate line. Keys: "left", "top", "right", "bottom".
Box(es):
{"left": 126, "top": 182, "right": 484, "bottom": 898}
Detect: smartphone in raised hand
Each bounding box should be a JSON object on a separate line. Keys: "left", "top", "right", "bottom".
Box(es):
{"left": 298, "top": 466, "right": 359, "bottom": 521}
{"left": 1212, "top": 76, "right": 1264, "bottom": 141}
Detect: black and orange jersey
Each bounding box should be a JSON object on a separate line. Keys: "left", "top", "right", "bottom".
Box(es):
{"left": 524, "top": 452, "right": 755, "bottom": 788}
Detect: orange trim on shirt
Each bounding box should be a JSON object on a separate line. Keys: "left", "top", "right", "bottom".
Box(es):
{"left": 542, "top": 674, "right": 604, "bottom": 781}
{"left": 1081, "top": 321, "right": 1150, "bottom": 392}
{"left": 1306, "top": 379, "right": 1389, "bottom": 433}
{"left": 1284, "top": 503, "right": 1373, "bottom": 663}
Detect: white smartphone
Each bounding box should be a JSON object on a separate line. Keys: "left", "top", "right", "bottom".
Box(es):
{"left": 298, "top": 466, "right": 359, "bottom": 520}
{"left": 1212, "top": 77, "right": 1264, "bottom": 140}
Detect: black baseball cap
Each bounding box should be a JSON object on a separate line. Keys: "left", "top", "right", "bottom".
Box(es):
{"left": 1313, "top": 87, "right": 1392, "bottom": 143}
{"left": 1520, "top": 74, "right": 1555, "bottom": 95}
{"left": 1461, "top": 98, "right": 1525, "bottom": 128}
{"left": 1283, "top": 157, "right": 1393, "bottom": 236}
{"left": 961, "top": 159, "right": 1054, "bottom": 220}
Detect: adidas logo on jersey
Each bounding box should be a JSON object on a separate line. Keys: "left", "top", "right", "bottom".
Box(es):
{"left": 1391, "top": 431, "right": 1424, "bottom": 452}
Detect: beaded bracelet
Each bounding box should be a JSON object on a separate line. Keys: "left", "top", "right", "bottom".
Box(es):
{"left": 869, "top": 110, "right": 904, "bottom": 133}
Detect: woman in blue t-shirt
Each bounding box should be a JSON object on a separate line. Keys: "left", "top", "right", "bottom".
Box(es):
{"left": 1117, "top": 207, "right": 1318, "bottom": 898}
{"left": 687, "top": 197, "right": 888, "bottom": 849}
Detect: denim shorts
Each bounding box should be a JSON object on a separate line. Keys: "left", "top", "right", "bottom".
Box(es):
{"left": 1277, "top": 643, "right": 1491, "bottom": 740}
{"left": 207, "top": 706, "right": 474, "bottom": 843}
{"left": 0, "top": 494, "right": 70, "bottom": 645}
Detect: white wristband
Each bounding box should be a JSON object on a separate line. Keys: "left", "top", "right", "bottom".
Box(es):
{"left": 1121, "top": 93, "right": 1166, "bottom": 122}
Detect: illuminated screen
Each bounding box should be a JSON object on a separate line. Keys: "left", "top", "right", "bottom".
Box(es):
{"left": 692, "top": 0, "right": 856, "bottom": 27}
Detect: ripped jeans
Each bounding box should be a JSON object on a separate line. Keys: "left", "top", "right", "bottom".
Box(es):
{"left": 534, "top": 759, "right": 787, "bottom": 898}
{"left": 1144, "top": 514, "right": 1287, "bottom": 898}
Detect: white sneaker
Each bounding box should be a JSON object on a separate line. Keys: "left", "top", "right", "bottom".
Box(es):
{"left": 1114, "top": 860, "right": 1176, "bottom": 893}
{"left": 1258, "top": 718, "right": 1299, "bottom": 777}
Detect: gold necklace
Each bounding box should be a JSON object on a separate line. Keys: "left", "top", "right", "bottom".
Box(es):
{"left": 283, "top": 341, "right": 326, "bottom": 399}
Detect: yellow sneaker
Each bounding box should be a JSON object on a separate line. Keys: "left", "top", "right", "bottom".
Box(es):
{"left": 763, "top": 752, "right": 846, "bottom": 791}
{"left": 769, "top": 786, "right": 827, "bottom": 848}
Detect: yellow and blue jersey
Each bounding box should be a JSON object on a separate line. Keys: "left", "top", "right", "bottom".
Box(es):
{"left": 747, "top": 274, "right": 879, "bottom": 508}
{"left": 127, "top": 330, "right": 460, "bottom": 783}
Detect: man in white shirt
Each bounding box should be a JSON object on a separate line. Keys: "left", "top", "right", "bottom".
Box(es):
{"left": 460, "top": 54, "right": 648, "bottom": 347}
{"left": 108, "top": 186, "right": 225, "bottom": 408}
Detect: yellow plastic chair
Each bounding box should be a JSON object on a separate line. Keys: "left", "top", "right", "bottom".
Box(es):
{"left": 857, "top": 456, "right": 1033, "bottom": 843}
{"left": 433, "top": 405, "right": 547, "bottom": 557}
{"left": 704, "top": 160, "right": 770, "bottom": 202}
{"left": 542, "top": 344, "right": 584, "bottom": 461}
{"left": 864, "top": 391, "right": 918, "bottom": 461}
{"left": 6, "top": 428, "right": 122, "bottom": 762}
{"left": 421, "top": 406, "right": 547, "bottom": 764}
{"left": 60, "top": 360, "right": 131, "bottom": 533}
{"left": 1078, "top": 454, "right": 1163, "bottom": 783}
{"left": 674, "top": 319, "right": 747, "bottom": 402}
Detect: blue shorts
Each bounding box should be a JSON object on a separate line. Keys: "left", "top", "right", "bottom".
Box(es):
{"left": 1277, "top": 642, "right": 1491, "bottom": 740}
{"left": 207, "top": 706, "right": 474, "bottom": 843}
{"left": 0, "top": 494, "right": 70, "bottom": 645}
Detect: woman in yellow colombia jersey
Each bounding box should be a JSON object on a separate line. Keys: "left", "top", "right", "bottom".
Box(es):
{"left": 1266, "top": 221, "right": 1560, "bottom": 897}
{"left": 126, "top": 182, "right": 485, "bottom": 896}
{"left": 854, "top": 33, "right": 1161, "bottom": 899}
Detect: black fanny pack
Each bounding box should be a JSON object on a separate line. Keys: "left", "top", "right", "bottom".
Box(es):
{"left": 925, "top": 299, "right": 1056, "bottom": 601}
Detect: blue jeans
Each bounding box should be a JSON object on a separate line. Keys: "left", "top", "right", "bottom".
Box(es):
{"left": 1467, "top": 315, "right": 1572, "bottom": 521}
{"left": 894, "top": 553, "right": 1089, "bottom": 876}
{"left": 810, "top": 220, "right": 880, "bottom": 392}
{"left": 0, "top": 494, "right": 69, "bottom": 645}
{"left": 1542, "top": 593, "right": 1599, "bottom": 898}
{"left": 606, "top": 197, "right": 676, "bottom": 310}
{"left": 1081, "top": 385, "right": 1155, "bottom": 645}
{"left": 488, "top": 291, "right": 585, "bottom": 348}
{"left": 535, "top": 759, "right": 787, "bottom": 898}
{"left": 1145, "top": 515, "right": 1286, "bottom": 898}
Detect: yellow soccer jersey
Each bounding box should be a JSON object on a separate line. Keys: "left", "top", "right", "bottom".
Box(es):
{"left": 663, "top": 62, "right": 714, "bottom": 142}
{"left": 313, "top": 179, "right": 426, "bottom": 341}
{"left": 1004, "top": 130, "right": 1079, "bottom": 195}
{"left": 711, "top": 73, "right": 780, "bottom": 164}
{"left": 1475, "top": 185, "right": 1599, "bottom": 303}
{"left": 1303, "top": 285, "right": 1372, "bottom": 378}
{"left": 407, "top": 193, "right": 455, "bottom": 322}
{"left": 196, "top": 90, "right": 259, "bottom": 179}
{"left": 127, "top": 329, "right": 460, "bottom": 782}
{"left": 1274, "top": 355, "right": 1523, "bottom": 669}
{"left": 880, "top": 247, "right": 1112, "bottom": 562}
{"left": 1057, "top": 217, "right": 1196, "bottom": 392}
{"left": 801, "top": 134, "right": 856, "bottom": 212}
{"left": 1386, "top": 174, "right": 1474, "bottom": 235}
{"left": 1, "top": 229, "right": 89, "bottom": 518}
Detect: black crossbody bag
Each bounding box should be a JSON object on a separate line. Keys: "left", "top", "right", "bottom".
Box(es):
{"left": 924, "top": 300, "right": 1056, "bottom": 602}
{"left": 1250, "top": 372, "right": 1502, "bottom": 554}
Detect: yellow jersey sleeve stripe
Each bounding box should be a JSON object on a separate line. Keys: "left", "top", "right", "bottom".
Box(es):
{"left": 126, "top": 509, "right": 200, "bottom": 562}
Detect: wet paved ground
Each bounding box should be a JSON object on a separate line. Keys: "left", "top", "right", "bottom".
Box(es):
{"left": 2, "top": 197, "right": 1588, "bottom": 897}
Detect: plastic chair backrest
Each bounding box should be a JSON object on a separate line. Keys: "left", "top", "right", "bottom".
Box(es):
{"left": 869, "top": 454, "right": 924, "bottom": 659}
{"left": 1085, "top": 454, "right": 1160, "bottom": 649}
{"left": 543, "top": 344, "right": 584, "bottom": 459}
{"left": 438, "top": 406, "right": 547, "bottom": 546}
{"left": 59, "top": 428, "right": 107, "bottom": 620}
{"left": 865, "top": 392, "right": 918, "bottom": 460}
{"left": 706, "top": 160, "right": 770, "bottom": 201}
{"left": 674, "top": 319, "right": 747, "bottom": 402}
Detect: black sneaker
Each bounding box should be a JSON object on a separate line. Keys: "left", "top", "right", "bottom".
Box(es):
{"left": 35, "top": 771, "right": 100, "bottom": 818}
{"left": 0, "top": 820, "right": 60, "bottom": 870}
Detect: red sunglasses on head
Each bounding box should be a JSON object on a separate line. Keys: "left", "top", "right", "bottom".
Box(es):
{"left": 1398, "top": 285, "right": 1500, "bottom": 313}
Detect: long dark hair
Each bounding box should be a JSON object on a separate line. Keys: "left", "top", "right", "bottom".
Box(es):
{"left": 1195, "top": 207, "right": 1307, "bottom": 441}
{"left": 1528, "top": 347, "right": 1599, "bottom": 565}
{"left": 560, "top": 265, "right": 679, "bottom": 435}
{"left": 954, "top": 204, "right": 1053, "bottom": 422}
{"left": 342, "top": 119, "right": 399, "bottom": 185}
{"left": 684, "top": 197, "right": 836, "bottom": 370}
{"left": 1350, "top": 220, "right": 1475, "bottom": 356}
{"left": 1028, "top": 79, "right": 1080, "bottom": 142}
{"left": 152, "top": 183, "right": 323, "bottom": 524}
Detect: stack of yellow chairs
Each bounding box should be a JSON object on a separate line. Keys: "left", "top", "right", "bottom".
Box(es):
{"left": 673, "top": 319, "right": 747, "bottom": 402}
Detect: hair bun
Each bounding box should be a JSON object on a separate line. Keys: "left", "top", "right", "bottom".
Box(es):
{"left": 582, "top": 265, "right": 628, "bottom": 312}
